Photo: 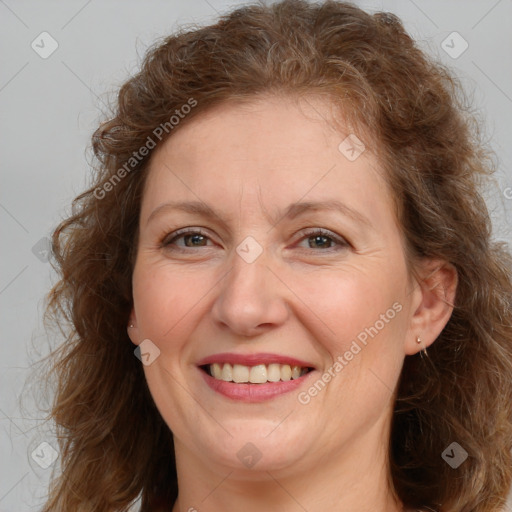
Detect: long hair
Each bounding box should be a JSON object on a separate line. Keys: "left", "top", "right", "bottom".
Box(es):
{"left": 42, "top": 1, "right": 512, "bottom": 510}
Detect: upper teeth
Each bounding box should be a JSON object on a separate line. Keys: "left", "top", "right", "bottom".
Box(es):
{"left": 209, "top": 363, "right": 308, "bottom": 383}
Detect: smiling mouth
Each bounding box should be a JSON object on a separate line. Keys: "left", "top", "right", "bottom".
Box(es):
{"left": 201, "top": 363, "right": 314, "bottom": 384}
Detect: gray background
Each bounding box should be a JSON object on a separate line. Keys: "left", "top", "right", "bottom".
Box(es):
{"left": 1, "top": 0, "right": 511, "bottom": 510}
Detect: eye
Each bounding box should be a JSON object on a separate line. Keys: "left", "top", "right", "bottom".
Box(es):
{"left": 160, "top": 227, "right": 350, "bottom": 253}
{"left": 295, "top": 228, "right": 349, "bottom": 252}
{"left": 161, "top": 228, "right": 215, "bottom": 249}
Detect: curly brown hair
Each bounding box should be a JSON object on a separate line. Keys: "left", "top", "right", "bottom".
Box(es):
{"left": 42, "top": 1, "right": 512, "bottom": 511}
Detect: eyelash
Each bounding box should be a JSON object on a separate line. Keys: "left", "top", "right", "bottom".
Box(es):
{"left": 160, "top": 227, "right": 350, "bottom": 253}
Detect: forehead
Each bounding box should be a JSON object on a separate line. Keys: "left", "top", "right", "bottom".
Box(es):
{"left": 141, "top": 95, "right": 395, "bottom": 229}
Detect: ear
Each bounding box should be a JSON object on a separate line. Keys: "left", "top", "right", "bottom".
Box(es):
{"left": 404, "top": 259, "right": 458, "bottom": 356}
{"left": 126, "top": 308, "right": 141, "bottom": 347}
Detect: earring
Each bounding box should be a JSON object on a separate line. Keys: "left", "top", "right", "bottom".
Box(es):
{"left": 128, "top": 324, "right": 134, "bottom": 329}
{"left": 416, "top": 335, "right": 429, "bottom": 359}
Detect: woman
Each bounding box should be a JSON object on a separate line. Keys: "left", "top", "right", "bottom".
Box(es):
{"left": 43, "top": 1, "right": 512, "bottom": 511}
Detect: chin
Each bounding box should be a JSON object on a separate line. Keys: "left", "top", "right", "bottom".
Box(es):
{"left": 171, "top": 412, "right": 314, "bottom": 475}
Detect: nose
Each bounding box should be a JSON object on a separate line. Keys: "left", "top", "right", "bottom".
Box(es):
{"left": 211, "top": 249, "right": 290, "bottom": 337}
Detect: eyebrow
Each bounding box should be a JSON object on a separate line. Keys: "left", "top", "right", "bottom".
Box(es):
{"left": 146, "top": 199, "right": 372, "bottom": 228}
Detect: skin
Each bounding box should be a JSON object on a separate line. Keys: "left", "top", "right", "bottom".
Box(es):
{"left": 128, "top": 95, "right": 457, "bottom": 512}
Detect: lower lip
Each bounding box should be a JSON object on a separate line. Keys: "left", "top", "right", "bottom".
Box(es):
{"left": 200, "top": 369, "right": 312, "bottom": 402}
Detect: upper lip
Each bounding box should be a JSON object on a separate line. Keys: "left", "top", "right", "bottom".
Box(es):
{"left": 197, "top": 352, "right": 315, "bottom": 369}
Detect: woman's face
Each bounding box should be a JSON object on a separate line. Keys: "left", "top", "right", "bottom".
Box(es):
{"left": 129, "top": 95, "right": 423, "bottom": 477}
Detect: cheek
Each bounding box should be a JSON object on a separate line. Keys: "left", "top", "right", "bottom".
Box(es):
{"left": 295, "top": 264, "right": 409, "bottom": 409}
{"left": 295, "top": 264, "right": 406, "bottom": 350}
{"left": 132, "top": 262, "right": 213, "bottom": 346}
{"left": 132, "top": 246, "right": 410, "bottom": 366}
